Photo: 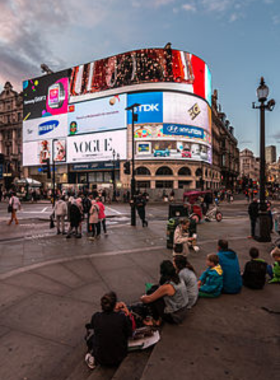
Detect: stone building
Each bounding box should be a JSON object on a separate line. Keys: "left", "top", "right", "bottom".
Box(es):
{"left": 211, "top": 90, "right": 240, "bottom": 190}
{"left": 239, "top": 148, "right": 260, "bottom": 181}
{"left": 265, "top": 145, "right": 276, "bottom": 164}
{"left": 0, "top": 82, "right": 26, "bottom": 190}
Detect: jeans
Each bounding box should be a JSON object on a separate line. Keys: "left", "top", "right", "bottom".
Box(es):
{"left": 56, "top": 215, "right": 65, "bottom": 233}
{"left": 91, "top": 222, "right": 101, "bottom": 237}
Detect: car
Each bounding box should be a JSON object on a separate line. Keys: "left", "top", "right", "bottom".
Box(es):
{"left": 182, "top": 150, "right": 192, "bottom": 158}
{"left": 153, "top": 149, "right": 170, "bottom": 157}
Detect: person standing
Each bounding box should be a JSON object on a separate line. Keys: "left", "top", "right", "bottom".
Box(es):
{"left": 66, "top": 199, "right": 82, "bottom": 239}
{"left": 7, "top": 192, "right": 21, "bottom": 225}
{"left": 54, "top": 196, "right": 67, "bottom": 235}
{"left": 83, "top": 194, "right": 92, "bottom": 233}
{"left": 96, "top": 197, "right": 107, "bottom": 235}
{"left": 135, "top": 193, "right": 148, "bottom": 227}
{"left": 88, "top": 200, "right": 100, "bottom": 241}
{"left": 173, "top": 219, "right": 195, "bottom": 257}
{"left": 248, "top": 198, "right": 259, "bottom": 238}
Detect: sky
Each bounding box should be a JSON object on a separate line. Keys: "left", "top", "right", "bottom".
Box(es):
{"left": 1, "top": 0, "right": 279, "bottom": 158}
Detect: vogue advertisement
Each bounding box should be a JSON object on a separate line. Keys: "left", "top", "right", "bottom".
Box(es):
{"left": 67, "top": 129, "right": 127, "bottom": 163}
{"left": 23, "top": 69, "right": 70, "bottom": 121}
{"left": 68, "top": 94, "right": 126, "bottom": 135}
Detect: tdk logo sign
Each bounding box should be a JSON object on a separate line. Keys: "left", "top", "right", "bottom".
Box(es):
{"left": 38, "top": 120, "right": 59, "bottom": 135}
{"left": 137, "top": 104, "right": 160, "bottom": 112}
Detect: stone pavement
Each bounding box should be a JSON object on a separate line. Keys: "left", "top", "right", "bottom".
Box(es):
{"left": 0, "top": 209, "right": 279, "bottom": 380}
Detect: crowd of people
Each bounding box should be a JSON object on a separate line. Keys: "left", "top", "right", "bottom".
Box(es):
{"left": 53, "top": 193, "right": 108, "bottom": 240}
{"left": 84, "top": 238, "right": 280, "bottom": 370}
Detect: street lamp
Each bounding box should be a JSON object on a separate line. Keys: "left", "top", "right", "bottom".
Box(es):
{"left": 252, "top": 77, "right": 276, "bottom": 242}
{"left": 52, "top": 139, "right": 58, "bottom": 206}
{"left": 112, "top": 149, "right": 120, "bottom": 202}
{"left": 125, "top": 103, "right": 140, "bottom": 226}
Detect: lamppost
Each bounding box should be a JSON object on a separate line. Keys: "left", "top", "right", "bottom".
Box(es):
{"left": 125, "top": 103, "right": 140, "bottom": 226}
{"left": 52, "top": 139, "right": 58, "bottom": 206}
{"left": 112, "top": 149, "right": 120, "bottom": 202}
{"left": 252, "top": 77, "right": 276, "bottom": 242}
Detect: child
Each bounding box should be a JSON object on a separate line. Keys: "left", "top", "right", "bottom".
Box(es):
{"left": 242, "top": 247, "right": 267, "bottom": 289}
{"left": 268, "top": 247, "right": 280, "bottom": 284}
{"left": 198, "top": 254, "right": 223, "bottom": 298}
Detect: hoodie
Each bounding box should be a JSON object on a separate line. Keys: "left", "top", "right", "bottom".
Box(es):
{"left": 218, "top": 249, "right": 242, "bottom": 294}
{"left": 199, "top": 265, "right": 223, "bottom": 297}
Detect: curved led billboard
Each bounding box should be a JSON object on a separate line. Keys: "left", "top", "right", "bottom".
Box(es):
{"left": 23, "top": 47, "right": 212, "bottom": 167}
{"left": 69, "top": 48, "right": 211, "bottom": 105}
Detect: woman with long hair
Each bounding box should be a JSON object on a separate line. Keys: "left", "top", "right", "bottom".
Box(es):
{"left": 173, "top": 255, "right": 198, "bottom": 309}
{"left": 140, "top": 260, "right": 189, "bottom": 326}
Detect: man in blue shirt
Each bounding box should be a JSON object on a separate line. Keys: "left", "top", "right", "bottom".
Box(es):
{"left": 217, "top": 239, "right": 242, "bottom": 294}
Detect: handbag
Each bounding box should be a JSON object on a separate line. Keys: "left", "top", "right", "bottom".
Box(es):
{"left": 8, "top": 198, "right": 14, "bottom": 213}
{"left": 174, "top": 243, "right": 183, "bottom": 253}
{"left": 49, "top": 215, "right": 55, "bottom": 229}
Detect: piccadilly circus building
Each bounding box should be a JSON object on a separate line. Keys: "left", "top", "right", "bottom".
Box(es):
{"left": 22, "top": 47, "right": 220, "bottom": 196}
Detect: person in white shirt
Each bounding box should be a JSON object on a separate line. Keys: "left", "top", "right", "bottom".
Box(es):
{"left": 8, "top": 192, "right": 21, "bottom": 225}
{"left": 54, "top": 196, "right": 67, "bottom": 234}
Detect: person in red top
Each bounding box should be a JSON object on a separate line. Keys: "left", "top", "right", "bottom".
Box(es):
{"left": 96, "top": 197, "right": 107, "bottom": 235}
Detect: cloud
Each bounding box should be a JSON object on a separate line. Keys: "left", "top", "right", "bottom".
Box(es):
{"left": 201, "top": 0, "right": 231, "bottom": 13}
{"left": 272, "top": 15, "right": 280, "bottom": 24}
{"left": 182, "top": 3, "right": 197, "bottom": 12}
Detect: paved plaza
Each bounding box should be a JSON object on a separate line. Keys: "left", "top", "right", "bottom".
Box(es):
{"left": 0, "top": 200, "right": 279, "bottom": 380}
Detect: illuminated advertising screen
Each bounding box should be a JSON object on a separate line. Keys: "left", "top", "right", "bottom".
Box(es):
{"left": 69, "top": 48, "right": 211, "bottom": 105}
{"left": 68, "top": 94, "right": 126, "bottom": 136}
{"left": 127, "top": 92, "right": 163, "bottom": 124}
{"left": 134, "top": 123, "right": 211, "bottom": 163}
{"left": 23, "top": 114, "right": 68, "bottom": 142}
{"left": 67, "top": 129, "right": 127, "bottom": 163}
{"left": 22, "top": 138, "right": 67, "bottom": 166}
{"left": 22, "top": 69, "right": 70, "bottom": 121}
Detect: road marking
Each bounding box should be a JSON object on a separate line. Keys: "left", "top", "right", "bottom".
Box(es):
{"left": 0, "top": 245, "right": 165, "bottom": 280}
{"left": 106, "top": 206, "right": 123, "bottom": 215}
{"left": 41, "top": 207, "right": 48, "bottom": 213}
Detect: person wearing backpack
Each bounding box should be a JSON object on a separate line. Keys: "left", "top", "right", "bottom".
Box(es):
{"left": 89, "top": 199, "right": 100, "bottom": 241}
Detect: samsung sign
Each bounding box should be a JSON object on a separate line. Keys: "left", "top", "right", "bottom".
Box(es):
{"left": 38, "top": 120, "right": 59, "bottom": 135}
{"left": 127, "top": 92, "right": 163, "bottom": 124}
{"left": 23, "top": 114, "right": 68, "bottom": 142}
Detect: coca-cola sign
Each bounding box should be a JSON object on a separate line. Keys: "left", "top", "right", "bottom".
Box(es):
{"left": 67, "top": 130, "right": 127, "bottom": 163}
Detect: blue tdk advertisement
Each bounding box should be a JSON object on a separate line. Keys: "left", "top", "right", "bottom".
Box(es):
{"left": 127, "top": 92, "right": 163, "bottom": 124}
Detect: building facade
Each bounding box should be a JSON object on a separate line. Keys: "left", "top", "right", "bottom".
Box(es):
{"left": 211, "top": 90, "right": 239, "bottom": 190}
{"left": 239, "top": 148, "right": 260, "bottom": 181}
{"left": 0, "top": 82, "right": 26, "bottom": 190}
{"left": 20, "top": 47, "right": 240, "bottom": 197}
{"left": 265, "top": 145, "right": 276, "bottom": 164}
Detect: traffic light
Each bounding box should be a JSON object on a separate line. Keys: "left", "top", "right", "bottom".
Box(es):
{"left": 124, "top": 161, "right": 131, "bottom": 175}
{"left": 42, "top": 158, "right": 51, "bottom": 179}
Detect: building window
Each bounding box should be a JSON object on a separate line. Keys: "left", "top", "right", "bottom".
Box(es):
{"left": 178, "top": 180, "right": 192, "bottom": 189}
{"left": 178, "top": 167, "right": 191, "bottom": 176}
{"left": 155, "top": 166, "right": 173, "bottom": 176}
{"left": 156, "top": 181, "right": 173, "bottom": 188}
{"left": 136, "top": 181, "right": 150, "bottom": 189}
{"left": 195, "top": 168, "right": 202, "bottom": 177}
{"left": 135, "top": 166, "right": 151, "bottom": 176}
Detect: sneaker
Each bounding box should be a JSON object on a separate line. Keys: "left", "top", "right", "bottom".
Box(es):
{"left": 57, "top": 231, "right": 61, "bottom": 235}
{"left": 85, "top": 353, "right": 96, "bottom": 370}
{"left": 193, "top": 246, "right": 200, "bottom": 252}
{"left": 66, "top": 235, "right": 71, "bottom": 239}
{"left": 88, "top": 237, "right": 95, "bottom": 241}
{"left": 247, "top": 236, "right": 253, "bottom": 239}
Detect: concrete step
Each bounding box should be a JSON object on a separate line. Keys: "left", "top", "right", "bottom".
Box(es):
{"left": 111, "top": 348, "right": 153, "bottom": 380}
